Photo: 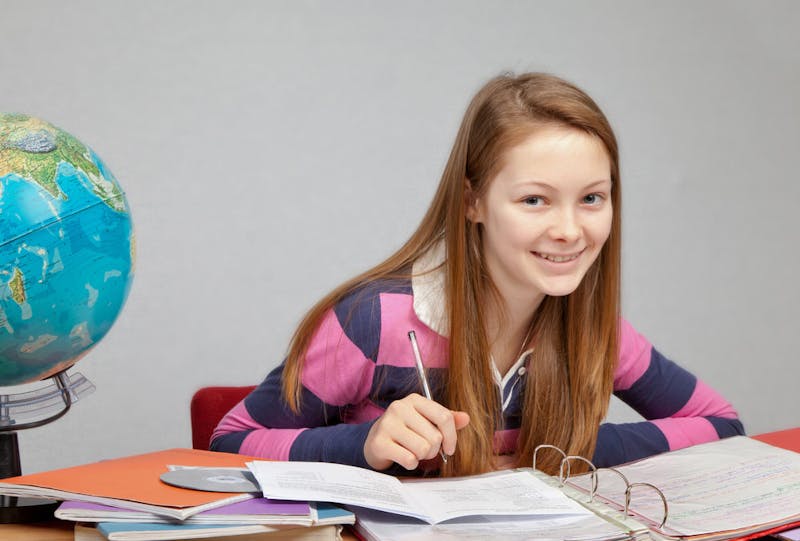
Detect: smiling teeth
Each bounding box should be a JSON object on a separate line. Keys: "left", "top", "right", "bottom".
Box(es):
{"left": 537, "top": 252, "right": 579, "bottom": 263}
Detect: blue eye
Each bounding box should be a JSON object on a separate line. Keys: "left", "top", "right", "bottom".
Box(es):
{"left": 523, "top": 196, "right": 542, "bottom": 206}
{"left": 583, "top": 193, "right": 602, "bottom": 205}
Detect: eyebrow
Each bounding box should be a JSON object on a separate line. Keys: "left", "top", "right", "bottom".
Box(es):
{"left": 514, "top": 179, "right": 612, "bottom": 190}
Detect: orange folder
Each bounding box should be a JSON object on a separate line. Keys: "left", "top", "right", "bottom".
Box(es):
{"left": 752, "top": 427, "right": 800, "bottom": 454}
{"left": 0, "top": 448, "right": 259, "bottom": 520}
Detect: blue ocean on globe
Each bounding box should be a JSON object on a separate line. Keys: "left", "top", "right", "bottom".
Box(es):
{"left": 0, "top": 113, "right": 134, "bottom": 386}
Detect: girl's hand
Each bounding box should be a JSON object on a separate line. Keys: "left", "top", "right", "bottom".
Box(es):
{"left": 364, "top": 393, "right": 470, "bottom": 471}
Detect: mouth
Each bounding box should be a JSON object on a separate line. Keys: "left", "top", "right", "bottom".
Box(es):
{"left": 532, "top": 250, "right": 583, "bottom": 263}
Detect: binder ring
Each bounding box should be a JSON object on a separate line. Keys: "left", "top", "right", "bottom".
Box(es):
{"left": 597, "top": 468, "right": 631, "bottom": 498}
{"left": 625, "top": 482, "right": 669, "bottom": 529}
{"left": 559, "top": 456, "right": 597, "bottom": 501}
{"left": 532, "top": 447, "right": 669, "bottom": 529}
{"left": 596, "top": 466, "right": 631, "bottom": 490}
{"left": 533, "top": 444, "right": 567, "bottom": 477}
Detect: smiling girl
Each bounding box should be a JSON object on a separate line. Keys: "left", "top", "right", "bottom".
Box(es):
{"left": 211, "top": 73, "right": 743, "bottom": 476}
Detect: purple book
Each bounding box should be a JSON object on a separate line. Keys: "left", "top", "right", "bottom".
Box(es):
{"left": 778, "top": 528, "right": 800, "bottom": 541}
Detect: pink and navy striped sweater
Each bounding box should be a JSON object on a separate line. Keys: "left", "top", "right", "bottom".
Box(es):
{"left": 212, "top": 254, "right": 743, "bottom": 470}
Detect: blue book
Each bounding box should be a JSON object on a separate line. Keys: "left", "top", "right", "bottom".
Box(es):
{"left": 91, "top": 520, "right": 344, "bottom": 540}
{"left": 313, "top": 502, "right": 356, "bottom": 525}
{"left": 86, "top": 502, "right": 354, "bottom": 540}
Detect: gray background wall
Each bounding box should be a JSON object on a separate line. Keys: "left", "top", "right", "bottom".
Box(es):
{"left": 2, "top": 1, "right": 798, "bottom": 473}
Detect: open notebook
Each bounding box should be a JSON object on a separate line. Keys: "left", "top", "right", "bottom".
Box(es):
{"left": 248, "top": 435, "right": 800, "bottom": 541}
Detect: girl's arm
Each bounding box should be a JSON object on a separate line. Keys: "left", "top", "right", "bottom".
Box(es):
{"left": 210, "top": 281, "right": 463, "bottom": 471}
{"left": 593, "top": 318, "right": 745, "bottom": 467}
{"left": 210, "top": 361, "right": 379, "bottom": 468}
{"left": 210, "top": 305, "right": 380, "bottom": 468}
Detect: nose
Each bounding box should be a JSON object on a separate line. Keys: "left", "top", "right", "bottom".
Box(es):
{"left": 549, "top": 206, "right": 581, "bottom": 243}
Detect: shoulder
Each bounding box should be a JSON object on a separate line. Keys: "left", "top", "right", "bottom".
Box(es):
{"left": 334, "top": 278, "right": 413, "bottom": 319}
{"left": 329, "top": 277, "right": 414, "bottom": 362}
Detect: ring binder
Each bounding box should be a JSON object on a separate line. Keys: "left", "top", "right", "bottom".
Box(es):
{"left": 626, "top": 482, "right": 668, "bottom": 529}
{"left": 560, "top": 456, "right": 597, "bottom": 502}
{"left": 533, "top": 443, "right": 669, "bottom": 529}
{"left": 532, "top": 444, "right": 566, "bottom": 472}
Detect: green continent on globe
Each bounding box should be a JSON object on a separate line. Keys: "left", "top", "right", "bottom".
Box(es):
{"left": 0, "top": 113, "right": 125, "bottom": 212}
{"left": 8, "top": 268, "right": 25, "bottom": 305}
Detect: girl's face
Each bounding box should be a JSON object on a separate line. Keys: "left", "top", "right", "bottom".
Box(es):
{"left": 468, "top": 125, "right": 613, "bottom": 308}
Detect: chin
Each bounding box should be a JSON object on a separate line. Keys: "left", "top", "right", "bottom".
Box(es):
{"left": 538, "top": 279, "right": 583, "bottom": 298}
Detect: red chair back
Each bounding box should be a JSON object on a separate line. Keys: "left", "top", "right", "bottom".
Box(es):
{"left": 190, "top": 385, "right": 255, "bottom": 450}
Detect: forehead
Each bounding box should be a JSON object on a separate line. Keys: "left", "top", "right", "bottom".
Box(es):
{"left": 494, "top": 126, "right": 611, "bottom": 186}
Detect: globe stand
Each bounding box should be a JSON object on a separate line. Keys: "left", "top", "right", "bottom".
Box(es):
{"left": 0, "top": 369, "right": 95, "bottom": 523}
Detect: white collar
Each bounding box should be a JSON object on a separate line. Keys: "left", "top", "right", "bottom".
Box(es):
{"left": 411, "top": 240, "right": 449, "bottom": 336}
{"left": 491, "top": 349, "right": 533, "bottom": 388}
{"left": 410, "top": 240, "right": 534, "bottom": 382}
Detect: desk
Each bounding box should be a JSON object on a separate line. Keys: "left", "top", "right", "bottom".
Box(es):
{"left": 3, "top": 429, "right": 798, "bottom": 540}
{"left": 0, "top": 520, "right": 73, "bottom": 540}
{"left": 0, "top": 520, "right": 360, "bottom": 540}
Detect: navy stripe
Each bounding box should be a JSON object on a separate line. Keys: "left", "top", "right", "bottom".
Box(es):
{"left": 501, "top": 373, "right": 526, "bottom": 430}
{"left": 503, "top": 415, "right": 522, "bottom": 430}
{"left": 593, "top": 421, "right": 670, "bottom": 467}
{"left": 707, "top": 416, "right": 746, "bottom": 438}
{"left": 333, "top": 279, "right": 412, "bottom": 362}
{"left": 370, "top": 365, "right": 446, "bottom": 409}
{"left": 615, "top": 347, "right": 696, "bottom": 419}
{"left": 290, "top": 421, "right": 376, "bottom": 469}
{"left": 245, "top": 363, "right": 342, "bottom": 428}
{"left": 209, "top": 430, "right": 252, "bottom": 453}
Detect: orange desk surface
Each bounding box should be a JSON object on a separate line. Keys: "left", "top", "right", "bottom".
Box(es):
{"left": 752, "top": 427, "right": 800, "bottom": 453}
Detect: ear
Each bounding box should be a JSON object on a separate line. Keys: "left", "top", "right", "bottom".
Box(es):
{"left": 464, "top": 178, "right": 482, "bottom": 223}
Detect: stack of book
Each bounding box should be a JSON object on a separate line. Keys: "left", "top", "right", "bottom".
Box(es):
{"left": 63, "top": 500, "right": 353, "bottom": 541}
{"left": 0, "top": 448, "right": 354, "bottom": 541}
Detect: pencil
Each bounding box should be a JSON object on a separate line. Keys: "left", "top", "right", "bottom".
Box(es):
{"left": 407, "top": 330, "right": 448, "bottom": 464}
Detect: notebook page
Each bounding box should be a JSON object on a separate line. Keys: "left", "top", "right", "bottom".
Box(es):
{"left": 248, "top": 461, "right": 592, "bottom": 524}
{"left": 354, "top": 507, "right": 634, "bottom": 541}
{"left": 572, "top": 437, "right": 800, "bottom": 537}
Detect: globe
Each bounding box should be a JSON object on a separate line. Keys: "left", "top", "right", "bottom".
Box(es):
{"left": 0, "top": 113, "right": 134, "bottom": 386}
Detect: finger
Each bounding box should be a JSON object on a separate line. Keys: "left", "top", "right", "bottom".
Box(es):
{"left": 453, "top": 411, "right": 471, "bottom": 430}
{"left": 365, "top": 420, "right": 421, "bottom": 471}
{"left": 408, "top": 397, "right": 459, "bottom": 456}
{"left": 366, "top": 399, "right": 443, "bottom": 469}
{"left": 400, "top": 414, "right": 445, "bottom": 460}
{"left": 380, "top": 438, "right": 423, "bottom": 470}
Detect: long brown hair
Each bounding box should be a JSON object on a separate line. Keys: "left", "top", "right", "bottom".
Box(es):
{"left": 282, "top": 72, "right": 621, "bottom": 476}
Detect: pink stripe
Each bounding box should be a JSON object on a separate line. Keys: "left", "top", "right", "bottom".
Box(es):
{"left": 376, "top": 293, "right": 449, "bottom": 368}
{"left": 614, "top": 318, "right": 653, "bottom": 391}
{"left": 211, "top": 401, "right": 257, "bottom": 441}
{"left": 211, "top": 401, "right": 307, "bottom": 460}
{"left": 650, "top": 418, "right": 720, "bottom": 451}
{"left": 493, "top": 429, "right": 520, "bottom": 454}
{"left": 240, "top": 428, "right": 307, "bottom": 461}
{"left": 673, "top": 379, "right": 738, "bottom": 419}
{"left": 301, "top": 309, "right": 375, "bottom": 406}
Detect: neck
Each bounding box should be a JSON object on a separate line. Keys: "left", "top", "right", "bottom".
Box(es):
{"left": 484, "top": 290, "right": 544, "bottom": 376}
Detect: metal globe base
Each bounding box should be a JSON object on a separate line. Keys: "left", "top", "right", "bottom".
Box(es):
{"left": 0, "top": 369, "right": 94, "bottom": 523}
{"left": 0, "top": 434, "right": 58, "bottom": 522}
